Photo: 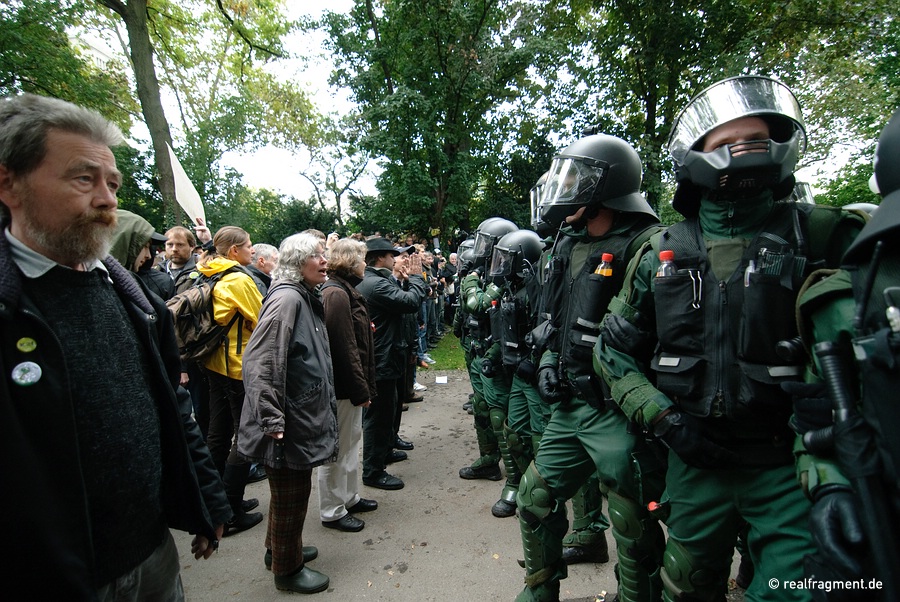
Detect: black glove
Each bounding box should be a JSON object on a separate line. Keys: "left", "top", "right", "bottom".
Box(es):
{"left": 809, "top": 484, "right": 865, "bottom": 578}
{"left": 782, "top": 380, "right": 832, "bottom": 434}
{"left": 515, "top": 359, "right": 536, "bottom": 383}
{"left": 481, "top": 358, "right": 496, "bottom": 377}
{"left": 652, "top": 411, "right": 740, "bottom": 469}
{"left": 472, "top": 265, "right": 484, "bottom": 277}
{"left": 536, "top": 365, "right": 569, "bottom": 404}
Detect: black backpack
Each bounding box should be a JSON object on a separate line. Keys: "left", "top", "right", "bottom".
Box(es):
{"left": 166, "top": 267, "right": 243, "bottom": 363}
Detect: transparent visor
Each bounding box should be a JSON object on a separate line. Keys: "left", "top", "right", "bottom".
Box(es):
{"left": 541, "top": 157, "right": 605, "bottom": 207}
{"left": 668, "top": 76, "right": 806, "bottom": 164}
{"left": 529, "top": 184, "right": 544, "bottom": 226}
{"left": 473, "top": 231, "right": 496, "bottom": 257}
{"left": 489, "top": 246, "right": 514, "bottom": 277}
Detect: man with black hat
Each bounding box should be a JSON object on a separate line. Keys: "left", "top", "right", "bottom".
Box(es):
{"left": 355, "top": 237, "right": 428, "bottom": 490}
{"left": 597, "top": 76, "right": 866, "bottom": 601}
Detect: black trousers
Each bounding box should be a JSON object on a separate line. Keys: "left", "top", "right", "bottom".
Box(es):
{"left": 362, "top": 378, "right": 398, "bottom": 480}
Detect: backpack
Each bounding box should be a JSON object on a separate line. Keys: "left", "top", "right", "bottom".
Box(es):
{"left": 166, "top": 267, "right": 243, "bottom": 363}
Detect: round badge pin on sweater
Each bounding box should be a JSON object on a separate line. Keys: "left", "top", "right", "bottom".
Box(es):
{"left": 12, "top": 361, "right": 42, "bottom": 386}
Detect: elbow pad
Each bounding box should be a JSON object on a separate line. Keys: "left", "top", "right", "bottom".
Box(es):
{"left": 600, "top": 313, "right": 654, "bottom": 360}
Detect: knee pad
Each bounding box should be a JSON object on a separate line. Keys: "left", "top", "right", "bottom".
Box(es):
{"left": 607, "top": 489, "right": 647, "bottom": 542}
{"left": 661, "top": 538, "right": 723, "bottom": 602}
{"left": 517, "top": 462, "right": 554, "bottom": 523}
{"left": 489, "top": 407, "right": 506, "bottom": 433}
{"left": 473, "top": 392, "right": 490, "bottom": 417}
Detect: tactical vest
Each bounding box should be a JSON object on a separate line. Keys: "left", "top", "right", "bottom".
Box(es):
{"left": 463, "top": 303, "right": 492, "bottom": 356}
{"left": 494, "top": 284, "right": 535, "bottom": 367}
{"left": 651, "top": 204, "right": 842, "bottom": 439}
{"left": 849, "top": 244, "right": 900, "bottom": 491}
{"left": 547, "top": 221, "right": 659, "bottom": 379}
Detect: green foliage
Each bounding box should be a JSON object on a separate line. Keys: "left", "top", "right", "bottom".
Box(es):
{"left": 0, "top": 0, "right": 135, "bottom": 130}
{"left": 320, "top": 0, "right": 573, "bottom": 237}
{"left": 113, "top": 145, "right": 166, "bottom": 228}
{"left": 815, "top": 156, "right": 881, "bottom": 208}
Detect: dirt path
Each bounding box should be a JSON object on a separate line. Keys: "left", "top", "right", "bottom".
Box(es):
{"left": 174, "top": 368, "right": 744, "bottom": 601}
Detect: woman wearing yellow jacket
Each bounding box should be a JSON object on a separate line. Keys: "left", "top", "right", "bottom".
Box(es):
{"left": 198, "top": 226, "right": 264, "bottom": 536}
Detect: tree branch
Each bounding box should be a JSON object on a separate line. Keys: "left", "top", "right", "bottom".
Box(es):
{"left": 215, "top": 0, "right": 284, "bottom": 58}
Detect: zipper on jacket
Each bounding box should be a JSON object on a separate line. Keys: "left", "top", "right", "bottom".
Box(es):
{"left": 712, "top": 280, "right": 728, "bottom": 418}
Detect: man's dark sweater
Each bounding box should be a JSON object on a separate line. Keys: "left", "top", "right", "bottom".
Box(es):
{"left": 22, "top": 266, "right": 166, "bottom": 586}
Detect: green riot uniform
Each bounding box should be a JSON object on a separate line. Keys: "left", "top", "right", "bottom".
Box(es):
{"left": 455, "top": 276, "right": 501, "bottom": 480}
{"left": 461, "top": 272, "right": 521, "bottom": 516}
{"left": 790, "top": 108, "right": 900, "bottom": 602}
{"left": 598, "top": 192, "right": 864, "bottom": 602}
{"left": 517, "top": 215, "right": 664, "bottom": 602}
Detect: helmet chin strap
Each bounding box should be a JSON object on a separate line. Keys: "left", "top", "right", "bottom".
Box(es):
{"left": 568, "top": 204, "right": 601, "bottom": 230}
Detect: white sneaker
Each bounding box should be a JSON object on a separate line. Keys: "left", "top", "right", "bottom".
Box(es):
{"left": 413, "top": 382, "right": 427, "bottom": 392}
{"left": 423, "top": 354, "right": 436, "bottom": 364}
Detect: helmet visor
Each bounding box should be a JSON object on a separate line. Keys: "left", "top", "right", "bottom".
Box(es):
{"left": 529, "top": 184, "right": 542, "bottom": 228}
{"left": 541, "top": 157, "right": 606, "bottom": 208}
{"left": 668, "top": 76, "right": 806, "bottom": 164}
{"left": 473, "top": 230, "right": 496, "bottom": 258}
{"left": 489, "top": 246, "right": 514, "bottom": 277}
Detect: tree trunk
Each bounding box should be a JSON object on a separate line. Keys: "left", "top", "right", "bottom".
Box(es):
{"left": 102, "top": 0, "right": 180, "bottom": 226}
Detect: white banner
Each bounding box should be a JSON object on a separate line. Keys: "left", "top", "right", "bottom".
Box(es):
{"left": 166, "top": 143, "right": 206, "bottom": 227}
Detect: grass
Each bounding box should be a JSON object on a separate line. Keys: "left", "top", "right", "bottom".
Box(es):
{"left": 422, "top": 327, "right": 467, "bottom": 371}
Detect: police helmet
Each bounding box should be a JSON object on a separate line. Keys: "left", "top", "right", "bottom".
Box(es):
{"left": 472, "top": 217, "right": 518, "bottom": 265}
{"left": 489, "top": 229, "right": 543, "bottom": 281}
{"left": 845, "top": 105, "right": 900, "bottom": 262}
{"left": 872, "top": 105, "right": 900, "bottom": 203}
{"left": 669, "top": 76, "right": 806, "bottom": 216}
{"left": 540, "top": 134, "right": 656, "bottom": 228}
{"left": 529, "top": 171, "right": 556, "bottom": 237}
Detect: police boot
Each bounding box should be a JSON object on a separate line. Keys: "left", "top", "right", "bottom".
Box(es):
{"left": 490, "top": 409, "right": 522, "bottom": 518}
{"left": 223, "top": 463, "right": 264, "bottom": 536}
{"left": 562, "top": 533, "right": 610, "bottom": 564}
{"left": 492, "top": 484, "right": 518, "bottom": 518}
{"left": 459, "top": 402, "right": 501, "bottom": 479}
{"left": 563, "top": 476, "right": 610, "bottom": 563}
{"left": 458, "top": 454, "right": 501, "bottom": 480}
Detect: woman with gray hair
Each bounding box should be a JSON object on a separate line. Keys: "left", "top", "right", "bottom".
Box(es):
{"left": 318, "top": 238, "right": 378, "bottom": 532}
{"left": 238, "top": 232, "right": 338, "bottom": 594}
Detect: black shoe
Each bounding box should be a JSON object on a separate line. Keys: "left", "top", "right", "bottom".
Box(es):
{"left": 363, "top": 473, "right": 405, "bottom": 490}
{"left": 347, "top": 498, "right": 378, "bottom": 513}
{"left": 247, "top": 465, "right": 268, "bottom": 483}
{"left": 385, "top": 450, "right": 408, "bottom": 464}
{"left": 394, "top": 437, "right": 414, "bottom": 451}
{"left": 491, "top": 498, "right": 517, "bottom": 518}
{"left": 241, "top": 498, "right": 259, "bottom": 512}
{"left": 562, "top": 542, "right": 610, "bottom": 564}
{"left": 459, "top": 464, "right": 502, "bottom": 481}
{"left": 401, "top": 404, "right": 410, "bottom": 412}
{"left": 274, "top": 566, "right": 330, "bottom": 594}
{"left": 462, "top": 401, "right": 473, "bottom": 412}
{"left": 322, "top": 514, "right": 365, "bottom": 532}
{"left": 223, "top": 511, "right": 264, "bottom": 537}
{"left": 265, "top": 546, "right": 318, "bottom": 570}
{"left": 407, "top": 395, "right": 424, "bottom": 403}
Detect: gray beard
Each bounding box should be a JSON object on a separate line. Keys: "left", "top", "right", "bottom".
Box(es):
{"left": 20, "top": 204, "right": 116, "bottom": 266}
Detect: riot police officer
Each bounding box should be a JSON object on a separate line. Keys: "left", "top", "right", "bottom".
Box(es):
{"left": 597, "top": 76, "right": 866, "bottom": 601}
{"left": 791, "top": 106, "right": 900, "bottom": 601}
{"left": 488, "top": 229, "right": 545, "bottom": 514}
{"left": 459, "top": 217, "right": 523, "bottom": 517}
{"left": 515, "top": 134, "right": 664, "bottom": 602}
